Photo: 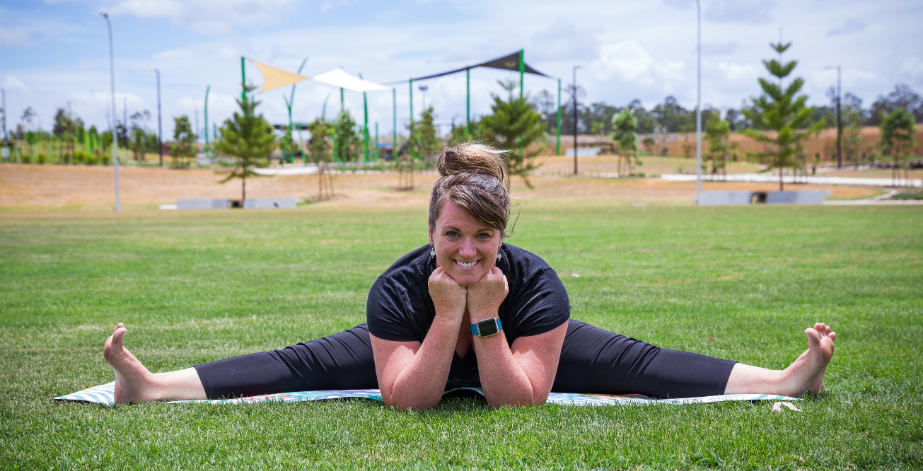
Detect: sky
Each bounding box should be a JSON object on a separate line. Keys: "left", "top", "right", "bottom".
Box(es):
{"left": 1, "top": 0, "right": 921, "bottom": 139}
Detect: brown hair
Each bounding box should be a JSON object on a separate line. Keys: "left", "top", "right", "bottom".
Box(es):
{"left": 428, "top": 143, "right": 512, "bottom": 237}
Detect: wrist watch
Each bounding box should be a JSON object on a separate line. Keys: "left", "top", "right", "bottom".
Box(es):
{"left": 469, "top": 318, "right": 503, "bottom": 338}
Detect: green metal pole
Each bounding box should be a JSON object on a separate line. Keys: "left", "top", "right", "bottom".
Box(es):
{"left": 519, "top": 49, "right": 525, "bottom": 100}
{"left": 204, "top": 85, "right": 210, "bottom": 157}
{"left": 466, "top": 68, "right": 471, "bottom": 135}
{"left": 375, "top": 122, "right": 379, "bottom": 161}
{"left": 240, "top": 57, "right": 246, "bottom": 103}
{"left": 409, "top": 79, "right": 414, "bottom": 160}
{"left": 556, "top": 78, "right": 562, "bottom": 156}
{"left": 518, "top": 49, "right": 524, "bottom": 155}
{"left": 340, "top": 88, "right": 344, "bottom": 112}
{"left": 363, "top": 90, "right": 369, "bottom": 163}
{"left": 392, "top": 88, "right": 397, "bottom": 161}
{"left": 289, "top": 58, "right": 308, "bottom": 165}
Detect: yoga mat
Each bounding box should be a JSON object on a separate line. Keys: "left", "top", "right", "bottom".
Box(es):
{"left": 55, "top": 383, "right": 799, "bottom": 407}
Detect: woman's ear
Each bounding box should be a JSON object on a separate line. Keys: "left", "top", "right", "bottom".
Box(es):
{"left": 428, "top": 224, "right": 434, "bottom": 246}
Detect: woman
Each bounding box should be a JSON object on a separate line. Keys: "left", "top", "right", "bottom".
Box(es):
{"left": 104, "top": 143, "right": 836, "bottom": 410}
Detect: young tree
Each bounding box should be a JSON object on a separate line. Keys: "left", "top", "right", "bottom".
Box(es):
{"left": 169, "top": 115, "right": 197, "bottom": 167}
{"left": 742, "top": 41, "right": 824, "bottom": 190}
{"left": 704, "top": 113, "right": 732, "bottom": 179}
{"left": 611, "top": 109, "right": 640, "bottom": 176}
{"left": 306, "top": 118, "right": 335, "bottom": 200}
{"left": 214, "top": 85, "right": 276, "bottom": 204}
{"left": 642, "top": 135, "right": 656, "bottom": 155}
{"left": 130, "top": 127, "right": 146, "bottom": 161}
{"left": 413, "top": 106, "right": 440, "bottom": 161}
{"left": 478, "top": 88, "right": 545, "bottom": 188}
{"left": 333, "top": 110, "right": 359, "bottom": 162}
{"left": 880, "top": 108, "right": 918, "bottom": 185}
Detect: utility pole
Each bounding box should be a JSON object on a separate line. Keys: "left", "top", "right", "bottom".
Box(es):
{"left": 572, "top": 65, "right": 581, "bottom": 176}
{"left": 1, "top": 88, "right": 6, "bottom": 140}
{"left": 823, "top": 65, "right": 842, "bottom": 168}
{"left": 153, "top": 69, "right": 163, "bottom": 166}
{"left": 101, "top": 12, "right": 120, "bottom": 211}
{"left": 695, "top": 0, "right": 702, "bottom": 204}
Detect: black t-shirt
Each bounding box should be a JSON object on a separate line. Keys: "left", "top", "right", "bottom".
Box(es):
{"left": 366, "top": 243, "right": 570, "bottom": 387}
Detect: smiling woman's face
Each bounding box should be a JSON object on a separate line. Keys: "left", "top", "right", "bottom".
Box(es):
{"left": 428, "top": 200, "right": 502, "bottom": 287}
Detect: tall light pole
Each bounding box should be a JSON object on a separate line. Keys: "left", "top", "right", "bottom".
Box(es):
{"left": 695, "top": 0, "right": 702, "bottom": 204}
{"left": 419, "top": 85, "right": 428, "bottom": 111}
{"left": 1, "top": 88, "right": 6, "bottom": 140}
{"left": 153, "top": 69, "right": 163, "bottom": 166}
{"left": 824, "top": 65, "right": 842, "bottom": 168}
{"left": 573, "top": 65, "right": 581, "bottom": 176}
{"left": 101, "top": 12, "right": 120, "bottom": 211}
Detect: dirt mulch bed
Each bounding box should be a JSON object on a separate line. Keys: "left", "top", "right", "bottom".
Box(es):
{"left": 0, "top": 164, "right": 883, "bottom": 211}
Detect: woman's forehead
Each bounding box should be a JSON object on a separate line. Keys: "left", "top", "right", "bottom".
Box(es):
{"left": 436, "top": 201, "right": 493, "bottom": 231}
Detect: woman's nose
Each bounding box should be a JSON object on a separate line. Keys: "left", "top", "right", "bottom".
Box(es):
{"left": 459, "top": 239, "right": 476, "bottom": 257}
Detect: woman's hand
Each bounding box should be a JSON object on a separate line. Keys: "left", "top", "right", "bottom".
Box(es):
{"left": 428, "top": 267, "right": 467, "bottom": 322}
{"left": 466, "top": 267, "right": 509, "bottom": 320}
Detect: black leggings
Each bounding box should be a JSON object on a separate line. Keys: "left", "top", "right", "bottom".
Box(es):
{"left": 194, "top": 320, "right": 736, "bottom": 400}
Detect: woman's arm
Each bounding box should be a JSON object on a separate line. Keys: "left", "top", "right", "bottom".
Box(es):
{"left": 370, "top": 267, "right": 466, "bottom": 410}
{"left": 467, "top": 267, "right": 568, "bottom": 407}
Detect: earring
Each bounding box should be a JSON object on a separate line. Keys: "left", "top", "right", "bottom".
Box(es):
{"left": 430, "top": 246, "right": 436, "bottom": 258}
{"left": 496, "top": 249, "right": 502, "bottom": 261}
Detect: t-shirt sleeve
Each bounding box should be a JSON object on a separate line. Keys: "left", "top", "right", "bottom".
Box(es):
{"left": 366, "top": 276, "right": 419, "bottom": 342}
{"left": 503, "top": 267, "right": 570, "bottom": 339}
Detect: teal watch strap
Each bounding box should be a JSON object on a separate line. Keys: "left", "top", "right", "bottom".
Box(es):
{"left": 469, "top": 318, "right": 503, "bottom": 337}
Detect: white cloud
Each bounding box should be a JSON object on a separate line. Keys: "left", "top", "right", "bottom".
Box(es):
{"left": 591, "top": 40, "right": 654, "bottom": 83}
{"left": 0, "top": 26, "right": 33, "bottom": 47}
{"left": 826, "top": 18, "right": 868, "bottom": 37}
{"left": 3, "top": 75, "right": 29, "bottom": 92}
{"left": 715, "top": 62, "right": 761, "bottom": 82}
{"left": 107, "top": 0, "right": 299, "bottom": 35}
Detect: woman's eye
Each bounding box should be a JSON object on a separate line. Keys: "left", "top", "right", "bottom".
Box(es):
{"left": 445, "top": 231, "right": 459, "bottom": 238}
{"left": 476, "top": 233, "right": 492, "bottom": 240}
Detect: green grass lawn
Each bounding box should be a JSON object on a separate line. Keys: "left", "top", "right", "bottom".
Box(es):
{"left": 1, "top": 204, "right": 921, "bottom": 469}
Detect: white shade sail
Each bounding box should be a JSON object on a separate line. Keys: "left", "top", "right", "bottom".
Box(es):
{"left": 312, "top": 68, "right": 390, "bottom": 92}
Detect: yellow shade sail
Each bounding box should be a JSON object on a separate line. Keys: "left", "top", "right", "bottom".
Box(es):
{"left": 250, "top": 59, "right": 309, "bottom": 93}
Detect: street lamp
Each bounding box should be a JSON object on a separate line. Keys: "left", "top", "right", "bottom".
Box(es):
{"left": 824, "top": 65, "right": 842, "bottom": 168}
{"left": 573, "top": 65, "right": 581, "bottom": 176}
{"left": 153, "top": 69, "right": 163, "bottom": 166}
{"left": 695, "top": 0, "right": 702, "bottom": 204}
{"left": 419, "top": 85, "right": 429, "bottom": 111}
{"left": 101, "top": 12, "right": 120, "bottom": 211}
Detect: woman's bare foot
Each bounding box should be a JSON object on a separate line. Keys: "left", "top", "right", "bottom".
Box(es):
{"left": 724, "top": 323, "right": 836, "bottom": 396}
{"left": 779, "top": 323, "right": 836, "bottom": 396}
{"left": 103, "top": 323, "right": 161, "bottom": 403}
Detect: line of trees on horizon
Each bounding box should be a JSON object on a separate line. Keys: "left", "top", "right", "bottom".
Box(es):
{"left": 530, "top": 83, "right": 923, "bottom": 138}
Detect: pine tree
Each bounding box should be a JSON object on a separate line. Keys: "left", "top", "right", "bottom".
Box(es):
{"left": 742, "top": 41, "right": 824, "bottom": 190}
{"left": 479, "top": 84, "right": 544, "bottom": 188}
{"left": 214, "top": 85, "right": 277, "bottom": 204}
{"left": 412, "top": 107, "right": 440, "bottom": 161}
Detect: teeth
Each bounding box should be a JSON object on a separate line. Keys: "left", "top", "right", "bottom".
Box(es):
{"left": 457, "top": 260, "right": 477, "bottom": 268}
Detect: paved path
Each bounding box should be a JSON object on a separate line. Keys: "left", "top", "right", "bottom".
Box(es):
{"left": 660, "top": 173, "right": 922, "bottom": 187}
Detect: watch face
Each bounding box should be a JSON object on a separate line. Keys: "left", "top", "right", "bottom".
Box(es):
{"left": 477, "top": 319, "right": 499, "bottom": 337}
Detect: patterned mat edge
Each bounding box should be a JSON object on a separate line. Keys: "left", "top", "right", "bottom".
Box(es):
{"left": 55, "top": 382, "right": 799, "bottom": 407}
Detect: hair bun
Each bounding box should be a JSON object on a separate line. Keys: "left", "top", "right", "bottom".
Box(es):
{"left": 438, "top": 143, "right": 509, "bottom": 188}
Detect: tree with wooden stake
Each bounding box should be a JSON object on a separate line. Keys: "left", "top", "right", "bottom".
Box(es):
{"left": 742, "top": 41, "right": 823, "bottom": 191}
{"left": 306, "top": 117, "right": 335, "bottom": 200}
{"left": 704, "top": 113, "right": 733, "bottom": 180}
{"left": 880, "top": 108, "right": 917, "bottom": 186}
{"left": 214, "top": 84, "right": 276, "bottom": 205}
{"left": 169, "top": 115, "right": 197, "bottom": 168}
{"left": 612, "top": 109, "right": 640, "bottom": 177}
{"left": 479, "top": 80, "right": 544, "bottom": 188}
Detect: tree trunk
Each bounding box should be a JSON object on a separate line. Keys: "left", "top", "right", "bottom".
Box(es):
{"left": 779, "top": 168, "right": 784, "bottom": 191}
{"left": 242, "top": 176, "right": 246, "bottom": 206}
